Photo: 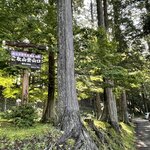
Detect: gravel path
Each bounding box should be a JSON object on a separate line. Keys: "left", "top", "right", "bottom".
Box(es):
{"left": 135, "top": 118, "right": 150, "bottom": 150}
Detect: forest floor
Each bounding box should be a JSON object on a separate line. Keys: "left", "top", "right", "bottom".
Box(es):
{"left": 134, "top": 118, "right": 150, "bottom": 150}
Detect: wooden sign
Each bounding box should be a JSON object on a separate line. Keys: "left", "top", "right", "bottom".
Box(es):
{"left": 11, "top": 50, "right": 42, "bottom": 69}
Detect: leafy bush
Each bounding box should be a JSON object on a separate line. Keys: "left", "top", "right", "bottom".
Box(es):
{"left": 2, "top": 104, "right": 37, "bottom": 128}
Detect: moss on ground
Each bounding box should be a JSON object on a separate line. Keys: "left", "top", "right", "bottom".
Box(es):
{"left": 0, "top": 120, "right": 61, "bottom": 149}
{"left": 0, "top": 123, "right": 58, "bottom": 140}
{"left": 94, "top": 120, "right": 136, "bottom": 150}
{"left": 0, "top": 117, "right": 136, "bottom": 150}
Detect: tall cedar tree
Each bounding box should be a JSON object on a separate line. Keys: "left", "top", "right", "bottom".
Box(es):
{"left": 112, "top": 0, "right": 129, "bottom": 124}
{"left": 41, "top": 1, "right": 56, "bottom": 123}
{"left": 56, "top": 0, "right": 98, "bottom": 149}
{"left": 96, "top": 0, "right": 120, "bottom": 132}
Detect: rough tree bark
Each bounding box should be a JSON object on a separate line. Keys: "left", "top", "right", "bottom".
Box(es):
{"left": 56, "top": 0, "right": 98, "bottom": 149}
{"left": 121, "top": 90, "right": 130, "bottom": 124}
{"left": 41, "top": 51, "right": 55, "bottom": 123}
{"left": 105, "top": 80, "right": 120, "bottom": 132}
{"left": 96, "top": 0, "right": 120, "bottom": 132}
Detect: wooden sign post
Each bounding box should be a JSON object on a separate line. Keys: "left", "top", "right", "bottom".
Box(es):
{"left": 5, "top": 41, "right": 45, "bottom": 104}
{"left": 22, "top": 70, "right": 29, "bottom": 104}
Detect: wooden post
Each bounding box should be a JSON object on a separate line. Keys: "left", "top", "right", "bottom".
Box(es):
{"left": 22, "top": 70, "right": 29, "bottom": 104}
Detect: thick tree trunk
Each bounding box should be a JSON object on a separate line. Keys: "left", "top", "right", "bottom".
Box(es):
{"left": 57, "top": 0, "right": 79, "bottom": 122}
{"left": 105, "top": 79, "right": 120, "bottom": 132}
{"left": 41, "top": 51, "right": 55, "bottom": 123}
{"left": 121, "top": 90, "right": 130, "bottom": 124}
{"left": 56, "top": 0, "right": 98, "bottom": 149}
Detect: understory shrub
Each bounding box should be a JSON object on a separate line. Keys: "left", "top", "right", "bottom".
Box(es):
{"left": 2, "top": 104, "right": 37, "bottom": 128}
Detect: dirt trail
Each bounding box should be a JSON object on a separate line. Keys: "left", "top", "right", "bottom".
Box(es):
{"left": 134, "top": 118, "right": 150, "bottom": 150}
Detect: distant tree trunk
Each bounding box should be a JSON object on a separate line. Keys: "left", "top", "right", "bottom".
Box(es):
{"left": 142, "top": 93, "right": 148, "bottom": 112}
{"left": 41, "top": 51, "right": 55, "bottom": 123}
{"left": 96, "top": 0, "right": 120, "bottom": 132}
{"left": 41, "top": 1, "right": 57, "bottom": 123}
{"left": 113, "top": 0, "right": 127, "bottom": 52}
{"left": 96, "top": 0, "right": 109, "bottom": 121}
{"left": 96, "top": 0, "right": 105, "bottom": 27}
{"left": 101, "top": 86, "right": 109, "bottom": 121}
{"left": 145, "top": 0, "right": 150, "bottom": 51}
{"left": 94, "top": 93, "right": 102, "bottom": 120}
{"left": 145, "top": 0, "right": 150, "bottom": 12}
{"left": 56, "top": 0, "right": 98, "bottom": 149}
{"left": 141, "top": 84, "right": 148, "bottom": 112}
{"left": 121, "top": 90, "right": 130, "bottom": 124}
{"left": 100, "top": 1, "right": 109, "bottom": 122}
{"left": 103, "top": 0, "right": 108, "bottom": 30}
{"left": 90, "top": 0, "right": 94, "bottom": 23}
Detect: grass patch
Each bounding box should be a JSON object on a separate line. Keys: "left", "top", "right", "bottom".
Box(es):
{"left": 94, "top": 119, "right": 110, "bottom": 130}
{"left": 120, "top": 122, "right": 136, "bottom": 150}
{"left": 0, "top": 122, "right": 56, "bottom": 140}
{"left": 0, "top": 115, "right": 136, "bottom": 150}
{"left": 0, "top": 119, "right": 61, "bottom": 150}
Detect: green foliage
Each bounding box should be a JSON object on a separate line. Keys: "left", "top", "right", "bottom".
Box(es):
{"left": 0, "top": 71, "right": 13, "bottom": 88}
{"left": 0, "top": 71, "right": 19, "bottom": 98}
{"left": 74, "top": 27, "right": 129, "bottom": 97}
{"left": 0, "top": 0, "right": 57, "bottom": 104}
{"left": 84, "top": 119, "right": 135, "bottom": 150}
{"left": 0, "top": 123, "right": 61, "bottom": 150}
{"left": 120, "top": 122, "right": 136, "bottom": 150}
{"left": 0, "top": 48, "right": 10, "bottom": 69}
{"left": 3, "top": 104, "right": 37, "bottom": 128}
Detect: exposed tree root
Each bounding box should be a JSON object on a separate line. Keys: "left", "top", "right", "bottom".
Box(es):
{"left": 109, "top": 121, "right": 121, "bottom": 133}
{"left": 50, "top": 110, "right": 99, "bottom": 150}
{"left": 84, "top": 119, "right": 108, "bottom": 145}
